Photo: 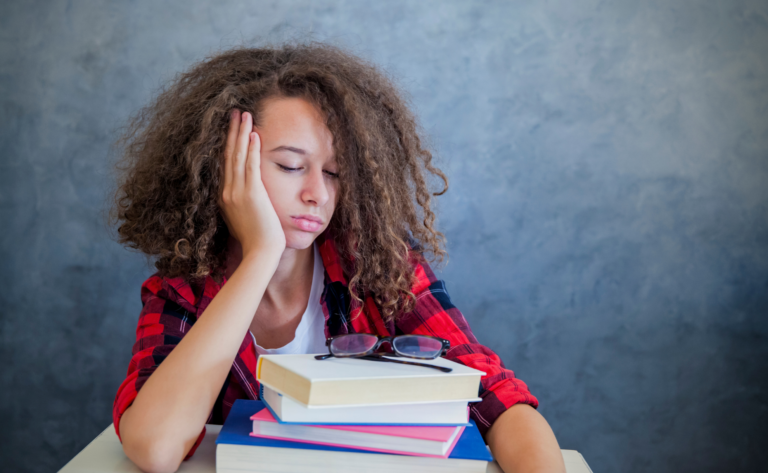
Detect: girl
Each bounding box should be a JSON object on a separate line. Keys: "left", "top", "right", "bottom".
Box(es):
{"left": 111, "top": 43, "right": 564, "bottom": 473}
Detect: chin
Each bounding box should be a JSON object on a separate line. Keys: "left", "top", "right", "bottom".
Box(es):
{"left": 284, "top": 231, "right": 320, "bottom": 250}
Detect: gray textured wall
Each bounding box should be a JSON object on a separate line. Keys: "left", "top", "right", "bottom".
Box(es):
{"left": 1, "top": 1, "right": 767, "bottom": 472}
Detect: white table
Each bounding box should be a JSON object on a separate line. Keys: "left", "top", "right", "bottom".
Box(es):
{"left": 58, "top": 424, "right": 593, "bottom": 473}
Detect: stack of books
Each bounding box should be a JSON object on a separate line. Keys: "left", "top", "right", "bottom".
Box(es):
{"left": 216, "top": 354, "right": 494, "bottom": 473}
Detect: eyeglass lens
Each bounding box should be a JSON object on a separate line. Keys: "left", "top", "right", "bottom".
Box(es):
{"left": 330, "top": 334, "right": 443, "bottom": 358}
{"left": 392, "top": 335, "right": 444, "bottom": 358}
{"left": 329, "top": 333, "right": 379, "bottom": 356}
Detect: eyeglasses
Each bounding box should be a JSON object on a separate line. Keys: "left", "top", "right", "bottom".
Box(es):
{"left": 314, "top": 334, "right": 452, "bottom": 372}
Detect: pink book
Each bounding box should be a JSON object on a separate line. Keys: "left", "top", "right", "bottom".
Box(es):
{"left": 250, "top": 408, "right": 465, "bottom": 458}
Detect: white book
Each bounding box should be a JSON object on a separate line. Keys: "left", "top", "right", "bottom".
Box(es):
{"left": 262, "top": 384, "right": 478, "bottom": 425}
{"left": 216, "top": 444, "right": 489, "bottom": 473}
{"left": 257, "top": 354, "right": 485, "bottom": 407}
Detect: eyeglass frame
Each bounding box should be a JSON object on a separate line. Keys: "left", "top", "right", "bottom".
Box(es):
{"left": 315, "top": 334, "right": 451, "bottom": 360}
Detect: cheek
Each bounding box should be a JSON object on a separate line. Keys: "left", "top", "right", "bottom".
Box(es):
{"left": 327, "top": 185, "right": 340, "bottom": 214}
{"left": 260, "top": 169, "right": 290, "bottom": 214}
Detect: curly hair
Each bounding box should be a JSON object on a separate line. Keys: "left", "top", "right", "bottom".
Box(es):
{"left": 112, "top": 42, "right": 448, "bottom": 321}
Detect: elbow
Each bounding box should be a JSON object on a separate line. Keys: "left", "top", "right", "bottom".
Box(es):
{"left": 122, "top": 436, "right": 185, "bottom": 473}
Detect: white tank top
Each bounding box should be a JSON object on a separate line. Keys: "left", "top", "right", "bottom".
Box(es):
{"left": 250, "top": 242, "right": 328, "bottom": 355}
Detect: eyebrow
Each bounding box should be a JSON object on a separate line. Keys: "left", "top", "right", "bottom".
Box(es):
{"left": 269, "top": 145, "right": 307, "bottom": 155}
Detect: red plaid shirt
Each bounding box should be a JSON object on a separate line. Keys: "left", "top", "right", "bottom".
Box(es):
{"left": 113, "top": 233, "right": 538, "bottom": 458}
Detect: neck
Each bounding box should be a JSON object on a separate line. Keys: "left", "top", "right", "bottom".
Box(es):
{"left": 224, "top": 235, "right": 314, "bottom": 305}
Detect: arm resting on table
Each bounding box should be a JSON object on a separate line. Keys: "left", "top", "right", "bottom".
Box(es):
{"left": 486, "top": 403, "right": 566, "bottom": 473}
{"left": 118, "top": 249, "right": 280, "bottom": 473}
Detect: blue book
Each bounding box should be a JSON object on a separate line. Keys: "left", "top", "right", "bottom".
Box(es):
{"left": 216, "top": 399, "right": 493, "bottom": 473}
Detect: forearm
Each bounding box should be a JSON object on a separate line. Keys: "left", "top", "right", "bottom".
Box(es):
{"left": 120, "top": 248, "right": 280, "bottom": 473}
{"left": 485, "top": 403, "right": 565, "bottom": 473}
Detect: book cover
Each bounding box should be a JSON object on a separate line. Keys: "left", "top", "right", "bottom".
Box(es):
{"left": 217, "top": 399, "right": 494, "bottom": 463}
{"left": 250, "top": 407, "right": 465, "bottom": 457}
{"left": 256, "top": 354, "right": 485, "bottom": 407}
{"left": 260, "top": 384, "right": 475, "bottom": 426}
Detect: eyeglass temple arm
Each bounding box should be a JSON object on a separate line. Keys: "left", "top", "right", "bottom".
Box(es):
{"left": 359, "top": 354, "right": 453, "bottom": 373}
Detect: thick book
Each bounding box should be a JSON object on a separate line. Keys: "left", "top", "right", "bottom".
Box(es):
{"left": 216, "top": 399, "right": 494, "bottom": 473}
{"left": 250, "top": 407, "right": 464, "bottom": 457}
{"left": 261, "top": 384, "right": 476, "bottom": 425}
{"left": 256, "top": 354, "right": 485, "bottom": 407}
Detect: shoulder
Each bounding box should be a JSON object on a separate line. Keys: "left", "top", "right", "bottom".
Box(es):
{"left": 405, "top": 250, "right": 438, "bottom": 296}
{"left": 404, "top": 234, "right": 444, "bottom": 295}
{"left": 140, "top": 272, "right": 224, "bottom": 315}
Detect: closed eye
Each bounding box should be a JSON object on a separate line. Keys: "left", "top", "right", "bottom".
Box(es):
{"left": 278, "top": 163, "right": 339, "bottom": 178}
{"left": 277, "top": 164, "right": 301, "bottom": 172}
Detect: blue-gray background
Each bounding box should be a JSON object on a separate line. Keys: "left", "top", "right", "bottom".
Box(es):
{"left": 1, "top": 1, "right": 767, "bottom": 472}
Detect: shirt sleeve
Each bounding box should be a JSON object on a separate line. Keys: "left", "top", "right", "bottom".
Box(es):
{"left": 395, "top": 253, "right": 539, "bottom": 439}
{"left": 112, "top": 275, "right": 206, "bottom": 460}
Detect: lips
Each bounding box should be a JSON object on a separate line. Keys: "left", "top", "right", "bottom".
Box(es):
{"left": 291, "top": 215, "right": 324, "bottom": 232}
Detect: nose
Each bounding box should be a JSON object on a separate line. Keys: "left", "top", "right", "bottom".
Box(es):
{"left": 301, "top": 167, "right": 331, "bottom": 207}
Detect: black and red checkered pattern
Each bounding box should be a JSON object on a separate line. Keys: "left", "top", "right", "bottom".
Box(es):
{"left": 113, "top": 232, "right": 538, "bottom": 459}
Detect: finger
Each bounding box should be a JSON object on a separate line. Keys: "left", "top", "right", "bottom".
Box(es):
{"left": 245, "top": 131, "right": 262, "bottom": 188}
{"left": 223, "top": 109, "right": 240, "bottom": 192}
{"left": 233, "top": 111, "right": 253, "bottom": 193}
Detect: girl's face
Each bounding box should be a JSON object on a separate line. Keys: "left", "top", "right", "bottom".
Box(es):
{"left": 256, "top": 97, "right": 339, "bottom": 250}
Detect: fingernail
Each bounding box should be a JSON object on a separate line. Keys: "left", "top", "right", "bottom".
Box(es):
{"left": 230, "top": 109, "right": 238, "bottom": 119}
{"left": 242, "top": 112, "right": 248, "bottom": 123}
